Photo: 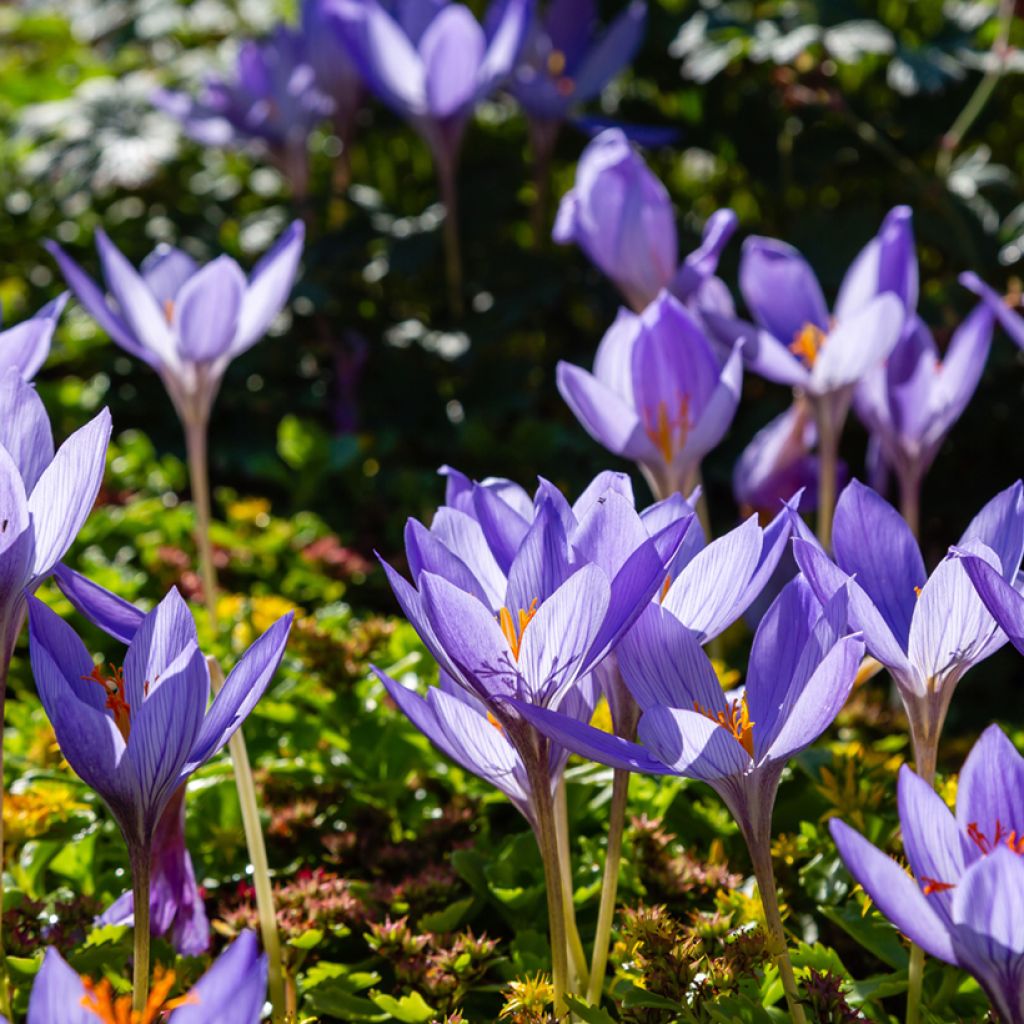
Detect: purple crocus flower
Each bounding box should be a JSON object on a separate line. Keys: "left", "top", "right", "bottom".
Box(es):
{"left": 557, "top": 290, "right": 743, "bottom": 500}
{"left": 511, "top": 0, "right": 646, "bottom": 157}
{"left": 27, "top": 588, "right": 291, "bottom": 873}
{"left": 0, "top": 294, "right": 67, "bottom": 382}
{"left": 961, "top": 270, "right": 1024, "bottom": 349}
{"left": 553, "top": 128, "right": 737, "bottom": 315}
{"left": 831, "top": 725, "right": 1024, "bottom": 1024}
{"left": 0, "top": 370, "right": 111, "bottom": 687}
{"left": 2, "top": 930, "right": 267, "bottom": 1024}
{"left": 153, "top": 28, "right": 333, "bottom": 197}
{"left": 99, "top": 784, "right": 210, "bottom": 957}
{"left": 959, "top": 540, "right": 1024, "bottom": 660}
{"left": 46, "top": 223, "right": 303, "bottom": 430}
{"left": 795, "top": 478, "right": 1024, "bottom": 780}
{"left": 855, "top": 304, "right": 993, "bottom": 534}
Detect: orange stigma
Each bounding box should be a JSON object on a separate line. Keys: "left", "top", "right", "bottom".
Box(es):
{"left": 913, "top": 586, "right": 922, "bottom": 599}
{"left": 486, "top": 711, "right": 504, "bottom": 733}
{"left": 658, "top": 575, "right": 672, "bottom": 604}
{"left": 83, "top": 664, "right": 131, "bottom": 742}
{"left": 162, "top": 299, "right": 175, "bottom": 324}
{"left": 80, "top": 967, "right": 196, "bottom": 1024}
{"left": 920, "top": 876, "right": 955, "bottom": 896}
{"left": 498, "top": 598, "right": 539, "bottom": 661}
{"left": 789, "top": 323, "right": 827, "bottom": 368}
{"left": 693, "top": 693, "right": 755, "bottom": 757}
{"left": 643, "top": 395, "right": 691, "bottom": 464}
{"left": 967, "top": 820, "right": 1024, "bottom": 857}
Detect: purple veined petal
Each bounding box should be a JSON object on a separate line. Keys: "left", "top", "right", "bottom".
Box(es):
{"left": 570, "top": 0, "right": 646, "bottom": 103}
{"left": 592, "top": 307, "right": 640, "bottom": 395}
{"left": 950, "top": 846, "right": 1024, "bottom": 1020}
{"left": 378, "top": 669, "right": 530, "bottom": 810}
{"left": 504, "top": 498, "right": 571, "bottom": 613}
{"left": 829, "top": 818, "right": 958, "bottom": 965}
{"left": 909, "top": 541, "right": 1005, "bottom": 687}
{"left": 234, "top": 221, "right": 305, "bottom": 357}
{"left": 405, "top": 517, "right": 494, "bottom": 607}
{"left": 898, "top": 764, "right": 971, "bottom": 927}
{"left": 25, "top": 947, "right": 96, "bottom": 1024}
{"left": 729, "top": 495, "right": 798, "bottom": 617}
{"left": 140, "top": 246, "right": 200, "bottom": 305}
{"left": 832, "top": 479, "right": 925, "bottom": 648}
{"left": 123, "top": 588, "right": 201, "bottom": 710}
{"left": 927, "top": 303, "right": 992, "bottom": 446}
{"left": 959, "top": 480, "right": 1024, "bottom": 583}
{"left": 124, "top": 640, "right": 209, "bottom": 824}
{"left": 0, "top": 368, "right": 54, "bottom": 491}
{"left": 792, "top": 537, "right": 914, "bottom": 678}
{"left": 570, "top": 470, "right": 635, "bottom": 523}
{"left": 532, "top": 477, "right": 576, "bottom": 534}
{"left": 761, "top": 633, "right": 863, "bottom": 763}
{"left": 809, "top": 293, "right": 905, "bottom": 395}
{"left": 439, "top": 464, "right": 474, "bottom": 509}
{"left": 637, "top": 705, "right": 749, "bottom": 782}
{"left": 170, "top": 931, "right": 268, "bottom": 1024}
{"left": 617, "top": 602, "right": 725, "bottom": 712}
{"left": 27, "top": 407, "right": 111, "bottom": 584}
{"left": 27, "top": 598, "right": 127, "bottom": 805}
{"left": 704, "top": 312, "right": 810, "bottom": 388}
{"left": 360, "top": 0, "right": 427, "bottom": 113}
{"left": 960, "top": 270, "right": 1024, "bottom": 349}
{"left": 187, "top": 612, "right": 293, "bottom": 768}
{"left": 0, "top": 293, "right": 66, "bottom": 382}
{"left": 419, "top": 5, "right": 486, "bottom": 117}
{"left": 52, "top": 564, "right": 144, "bottom": 645}
{"left": 739, "top": 236, "right": 829, "bottom": 343}
{"left": 684, "top": 339, "right": 744, "bottom": 467}
{"left": 174, "top": 255, "right": 247, "bottom": 364}
{"left": 570, "top": 486, "right": 651, "bottom": 580}
{"left": 0, "top": 446, "right": 32, "bottom": 604}
{"left": 429, "top": 507, "right": 507, "bottom": 609}
{"left": 478, "top": 0, "right": 533, "bottom": 92}
{"left": 509, "top": 697, "right": 675, "bottom": 774}
{"left": 420, "top": 571, "right": 521, "bottom": 701}
{"left": 95, "top": 230, "right": 180, "bottom": 370}
{"left": 955, "top": 724, "right": 1024, "bottom": 846}
{"left": 44, "top": 241, "right": 154, "bottom": 366}
{"left": 471, "top": 481, "right": 532, "bottom": 574}
{"left": 517, "top": 563, "right": 610, "bottom": 704}
{"left": 661, "top": 514, "right": 762, "bottom": 639}
{"left": 959, "top": 551, "right": 1024, "bottom": 657}
{"left": 542, "top": 0, "right": 597, "bottom": 60}
{"left": 394, "top": 0, "right": 446, "bottom": 44}
{"left": 556, "top": 361, "right": 654, "bottom": 462}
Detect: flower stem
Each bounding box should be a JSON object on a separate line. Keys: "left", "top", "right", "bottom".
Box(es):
{"left": 526, "top": 755, "right": 570, "bottom": 1016}
{"left": 586, "top": 766, "right": 630, "bottom": 1006}
{"left": 813, "top": 399, "right": 839, "bottom": 551}
{"left": 0, "top": 650, "right": 13, "bottom": 1023}
{"left": 183, "top": 414, "right": 286, "bottom": 1023}
{"left": 528, "top": 119, "right": 559, "bottom": 250}
{"left": 436, "top": 155, "right": 464, "bottom": 319}
{"left": 554, "top": 778, "right": 589, "bottom": 994}
{"left": 131, "top": 850, "right": 152, "bottom": 1014}
{"left": 899, "top": 470, "right": 921, "bottom": 540}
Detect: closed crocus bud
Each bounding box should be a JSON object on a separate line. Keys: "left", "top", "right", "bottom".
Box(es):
{"left": 553, "top": 128, "right": 677, "bottom": 311}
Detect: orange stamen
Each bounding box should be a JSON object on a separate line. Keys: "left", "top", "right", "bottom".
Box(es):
{"left": 658, "top": 575, "right": 672, "bottom": 604}
{"left": 920, "top": 876, "right": 955, "bottom": 896}
{"left": 498, "top": 598, "right": 539, "bottom": 661}
{"left": 789, "top": 323, "right": 827, "bottom": 368}
{"left": 693, "top": 693, "right": 755, "bottom": 757}
{"left": 643, "top": 395, "right": 691, "bottom": 464}
{"left": 967, "top": 820, "right": 1024, "bottom": 857}
{"left": 80, "top": 967, "right": 192, "bottom": 1024}
{"left": 913, "top": 586, "right": 922, "bottom": 599}
{"left": 163, "top": 299, "right": 175, "bottom": 324}
{"left": 547, "top": 50, "right": 567, "bottom": 76}
{"left": 83, "top": 664, "right": 131, "bottom": 742}
{"left": 486, "top": 711, "right": 504, "bottom": 734}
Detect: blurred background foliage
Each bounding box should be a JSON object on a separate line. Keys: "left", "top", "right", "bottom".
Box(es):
{"left": 2, "top": 1, "right": 1024, "bottom": 1018}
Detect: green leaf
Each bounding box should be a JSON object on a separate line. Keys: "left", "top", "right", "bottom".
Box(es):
{"left": 621, "top": 985, "right": 684, "bottom": 1010}
{"left": 563, "top": 995, "right": 618, "bottom": 1024}
{"left": 818, "top": 904, "right": 909, "bottom": 969}
{"left": 289, "top": 928, "right": 324, "bottom": 950}
{"left": 418, "top": 896, "right": 474, "bottom": 933}
{"left": 371, "top": 991, "right": 437, "bottom": 1023}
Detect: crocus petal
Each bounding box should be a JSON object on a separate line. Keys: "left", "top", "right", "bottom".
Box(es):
{"left": 571, "top": 0, "right": 647, "bottom": 102}
{"left": 27, "top": 407, "right": 112, "bottom": 582}
{"left": 809, "top": 293, "right": 904, "bottom": 394}
{"left": 684, "top": 340, "right": 744, "bottom": 466}
{"left": 834, "top": 205, "right": 917, "bottom": 321}
{"left": 478, "top": 0, "right": 532, "bottom": 91}
{"left": 592, "top": 306, "right": 640, "bottom": 396}
{"left": 927, "top": 304, "right": 992, "bottom": 444}
{"left": 739, "top": 236, "right": 829, "bottom": 342}
{"left": 95, "top": 230, "right": 179, "bottom": 369}
{"left": 955, "top": 724, "right": 1024, "bottom": 844}
{"left": 960, "top": 270, "right": 1024, "bottom": 349}
{"left": 234, "top": 221, "right": 304, "bottom": 356}
{"left": 170, "top": 932, "right": 268, "bottom": 1024}
{"left": 429, "top": 507, "right": 507, "bottom": 609}
{"left": 505, "top": 498, "right": 571, "bottom": 612}
{"left": 26, "top": 948, "right": 95, "bottom": 1024}
{"left": 359, "top": 1, "right": 427, "bottom": 113}
{"left": 52, "top": 564, "right": 144, "bottom": 645}
{"left": 959, "top": 480, "right": 1024, "bottom": 583}
{"left": 637, "top": 706, "right": 749, "bottom": 782}
{"left": 471, "top": 481, "right": 532, "bottom": 574}
{"left": 420, "top": 5, "right": 485, "bottom": 117}
{"left": 405, "top": 517, "right": 494, "bottom": 607}
{"left": 140, "top": 246, "right": 200, "bottom": 304}
{"left": 175, "top": 256, "right": 246, "bottom": 363}
{"left": 188, "top": 613, "right": 293, "bottom": 767}
{"left": 959, "top": 552, "right": 1024, "bottom": 657}
{"left": 123, "top": 588, "right": 201, "bottom": 709}
{"left": 0, "top": 368, "right": 54, "bottom": 491}
{"left": 829, "top": 819, "right": 957, "bottom": 964}
{"left": 0, "top": 294, "right": 66, "bottom": 381}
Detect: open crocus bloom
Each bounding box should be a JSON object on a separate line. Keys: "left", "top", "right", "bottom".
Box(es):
{"left": 832, "top": 725, "right": 1024, "bottom": 1024}
{"left": 0, "top": 370, "right": 111, "bottom": 675}
{"left": 557, "top": 290, "right": 743, "bottom": 499}
{"left": 961, "top": 270, "right": 1024, "bottom": 349}
{"left": 46, "top": 222, "right": 303, "bottom": 427}
{"left": 0, "top": 294, "right": 67, "bottom": 381}
{"left": 512, "top": 578, "right": 862, "bottom": 852}
{"left": 855, "top": 304, "right": 993, "bottom": 503}
{"left": 28, "top": 589, "right": 292, "bottom": 852}
{"left": 795, "top": 479, "right": 1024, "bottom": 773}
{"left": 3, "top": 930, "right": 266, "bottom": 1024}
{"left": 553, "top": 128, "right": 736, "bottom": 315}
{"left": 338, "top": 0, "right": 531, "bottom": 169}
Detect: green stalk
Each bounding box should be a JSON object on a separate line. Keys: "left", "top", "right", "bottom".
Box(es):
{"left": 131, "top": 848, "right": 152, "bottom": 1014}
{"left": 554, "top": 778, "right": 589, "bottom": 994}
{"left": 899, "top": 469, "right": 921, "bottom": 540}
{"left": 183, "top": 413, "right": 286, "bottom": 1023}
{"left": 813, "top": 398, "right": 839, "bottom": 551}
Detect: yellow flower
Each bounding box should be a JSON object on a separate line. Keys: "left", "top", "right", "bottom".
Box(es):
{"left": 227, "top": 498, "right": 271, "bottom": 526}
{"left": 4, "top": 785, "right": 85, "bottom": 843}
{"left": 251, "top": 595, "right": 300, "bottom": 634}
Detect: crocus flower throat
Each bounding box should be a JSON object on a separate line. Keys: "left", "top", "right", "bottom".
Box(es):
{"left": 789, "top": 322, "right": 827, "bottom": 369}
{"left": 498, "top": 598, "right": 539, "bottom": 661}
{"left": 79, "top": 966, "right": 194, "bottom": 1023}
{"left": 643, "top": 394, "right": 691, "bottom": 464}
{"left": 84, "top": 663, "right": 131, "bottom": 741}
{"left": 920, "top": 820, "right": 1024, "bottom": 896}
{"left": 694, "top": 692, "right": 755, "bottom": 757}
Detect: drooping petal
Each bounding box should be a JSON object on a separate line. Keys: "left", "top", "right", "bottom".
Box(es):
{"left": 959, "top": 552, "right": 1024, "bottom": 657}
{"left": 25, "top": 948, "right": 96, "bottom": 1024}
{"left": 960, "top": 270, "right": 1024, "bottom": 350}
{"left": 0, "top": 293, "right": 66, "bottom": 382}
{"left": 175, "top": 255, "right": 247, "bottom": 363}
{"left": 52, "top": 565, "right": 145, "bottom": 645}
{"left": 958, "top": 480, "right": 1024, "bottom": 583}
{"left": 829, "top": 819, "right": 957, "bottom": 964}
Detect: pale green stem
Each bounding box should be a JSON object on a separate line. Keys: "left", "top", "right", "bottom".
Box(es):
{"left": 131, "top": 849, "right": 151, "bottom": 1013}
{"left": 555, "top": 778, "right": 589, "bottom": 994}
{"left": 183, "top": 414, "right": 286, "bottom": 1023}
{"left": 899, "top": 469, "right": 922, "bottom": 541}
{"left": 813, "top": 399, "right": 839, "bottom": 552}
{"left": 586, "top": 767, "right": 630, "bottom": 1006}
